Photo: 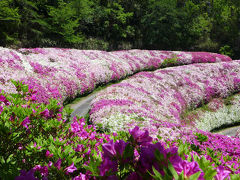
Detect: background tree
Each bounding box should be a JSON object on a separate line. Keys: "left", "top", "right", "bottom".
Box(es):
{"left": 0, "top": 0, "right": 20, "bottom": 46}
{"left": 0, "top": 0, "right": 239, "bottom": 59}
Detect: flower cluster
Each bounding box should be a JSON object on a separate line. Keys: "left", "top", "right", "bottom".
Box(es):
{"left": 0, "top": 81, "right": 112, "bottom": 179}
{"left": 0, "top": 47, "right": 232, "bottom": 104}
{"left": 1, "top": 81, "right": 240, "bottom": 179}
{"left": 84, "top": 126, "right": 238, "bottom": 180}
{"left": 90, "top": 60, "right": 240, "bottom": 134}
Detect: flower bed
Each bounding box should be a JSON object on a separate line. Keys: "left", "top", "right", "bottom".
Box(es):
{"left": 0, "top": 47, "right": 232, "bottom": 104}
{"left": 1, "top": 82, "right": 240, "bottom": 179}
{"left": 89, "top": 60, "right": 240, "bottom": 134}
{"left": 1, "top": 48, "right": 240, "bottom": 179}
{"left": 182, "top": 93, "right": 240, "bottom": 132}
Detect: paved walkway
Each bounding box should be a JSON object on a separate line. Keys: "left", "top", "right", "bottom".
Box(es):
{"left": 213, "top": 125, "right": 240, "bottom": 137}
{"left": 69, "top": 93, "right": 96, "bottom": 118}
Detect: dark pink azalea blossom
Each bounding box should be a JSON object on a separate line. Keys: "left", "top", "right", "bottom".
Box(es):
{"left": 0, "top": 106, "right": 3, "bottom": 114}
{"left": 40, "top": 108, "right": 50, "bottom": 118}
{"left": 15, "top": 169, "right": 37, "bottom": 180}
{"left": 57, "top": 113, "right": 62, "bottom": 121}
{"left": 139, "top": 142, "right": 166, "bottom": 172}
{"left": 73, "top": 173, "right": 88, "bottom": 180}
{"left": 102, "top": 140, "right": 127, "bottom": 159}
{"left": 173, "top": 160, "right": 204, "bottom": 179}
{"left": 64, "top": 162, "right": 77, "bottom": 174}
{"left": 71, "top": 121, "right": 81, "bottom": 133}
{"left": 99, "top": 157, "right": 118, "bottom": 176}
{"left": 33, "top": 165, "right": 48, "bottom": 177}
{"left": 0, "top": 95, "right": 10, "bottom": 106}
{"left": 48, "top": 161, "right": 53, "bottom": 167}
{"left": 54, "top": 158, "right": 62, "bottom": 170}
{"left": 45, "top": 150, "right": 53, "bottom": 158}
{"left": 21, "top": 117, "right": 31, "bottom": 129}
{"left": 129, "top": 126, "right": 152, "bottom": 146}
{"left": 30, "top": 94, "right": 37, "bottom": 101}
{"left": 214, "top": 166, "right": 231, "bottom": 180}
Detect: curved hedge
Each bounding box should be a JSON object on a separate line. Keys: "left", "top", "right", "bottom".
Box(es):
{"left": 89, "top": 60, "right": 240, "bottom": 135}
{"left": 0, "top": 47, "right": 231, "bottom": 104}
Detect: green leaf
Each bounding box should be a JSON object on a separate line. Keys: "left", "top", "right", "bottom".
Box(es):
{"left": 149, "top": 166, "right": 163, "bottom": 180}
{"left": 168, "top": 162, "right": 179, "bottom": 180}
{"left": 230, "top": 174, "right": 240, "bottom": 180}
{"left": 123, "top": 143, "right": 134, "bottom": 159}
{"left": 188, "top": 171, "right": 201, "bottom": 180}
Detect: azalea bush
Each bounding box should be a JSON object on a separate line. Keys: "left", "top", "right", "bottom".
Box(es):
{"left": 0, "top": 80, "right": 113, "bottom": 179}
{"left": 2, "top": 81, "right": 240, "bottom": 179}
{"left": 0, "top": 47, "right": 232, "bottom": 104}
{"left": 90, "top": 60, "right": 240, "bottom": 134}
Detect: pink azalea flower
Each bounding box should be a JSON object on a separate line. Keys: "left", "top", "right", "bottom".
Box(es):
{"left": 173, "top": 160, "right": 204, "bottom": 180}
{"left": 48, "top": 161, "right": 53, "bottom": 167}
{"left": 71, "top": 121, "right": 81, "bottom": 133}
{"left": 32, "top": 108, "right": 36, "bottom": 114}
{"left": 214, "top": 166, "right": 231, "bottom": 180}
{"left": 40, "top": 108, "right": 50, "bottom": 118}
{"left": 30, "top": 94, "right": 37, "bottom": 101}
{"left": 33, "top": 165, "right": 48, "bottom": 177}
{"left": 54, "top": 158, "right": 62, "bottom": 170}
{"left": 57, "top": 113, "right": 62, "bottom": 121}
{"left": 0, "top": 106, "right": 3, "bottom": 114}
{"left": 102, "top": 140, "right": 127, "bottom": 159}
{"left": 0, "top": 95, "right": 10, "bottom": 106}
{"left": 99, "top": 158, "right": 118, "bottom": 176}
{"left": 15, "top": 169, "right": 37, "bottom": 180}
{"left": 73, "top": 173, "right": 88, "bottom": 180}
{"left": 21, "top": 117, "right": 31, "bottom": 129}
{"left": 129, "top": 126, "right": 152, "bottom": 146}
{"left": 126, "top": 172, "right": 143, "bottom": 180}
{"left": 45, "top": 150, "right": 53, "bottom": 158}
{"left": 64, "top": 162, "right": 77, "bottom": 174}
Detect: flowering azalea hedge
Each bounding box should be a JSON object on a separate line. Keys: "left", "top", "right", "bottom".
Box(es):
{"left": 1, "top": 48, "right": 240, "bottom": 179}
{"left": 90, "top": 60, "right": 240, "bottom": 135}
{"left": 182, "top": 93, "right": 240, "bottom": 132}
{"left": 1, "top": 81, "right": 240, "bottom": 179}
{"left": 0, "top": 47, "right": 232, "bottom": 104}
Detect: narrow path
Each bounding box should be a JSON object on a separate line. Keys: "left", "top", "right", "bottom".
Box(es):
{"left": 69, "top": 93, "right": 96, "bottom": 118}
{"left": 213, "top": 125, "right": 240, "bottom": 137}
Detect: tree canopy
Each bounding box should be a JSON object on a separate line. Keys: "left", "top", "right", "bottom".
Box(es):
{"left": 0, "top": 0, "right": 239, "bottom": 59}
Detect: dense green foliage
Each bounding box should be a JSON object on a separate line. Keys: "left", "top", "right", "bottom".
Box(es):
{"left": 0, "top": 0, "right": 239, "bottom": 59}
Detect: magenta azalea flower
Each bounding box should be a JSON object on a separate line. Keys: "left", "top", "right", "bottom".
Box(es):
{"left": 40, "top": 108, "right": 50, "bottom": 118}
{"left": 54, "top": 158, "right": 62, "bottom": 170}
{"left": 99, "top": 157, "right": 118, "bottom": 176}
{"left": 45, "top": 150, "right": 53, "bottom": 158}
{"left": 129, "top": 126, "right": 152, "bottom": 146}
{"left": 21, "top": 117, "right": 31, "bottom": 129}
{"left": 139, "top": 142, "right": 166, "bottom": 172}
{"left": 0, "top": 95, "right": 10, "bottom": 105}
{"left": 173, "top": 160, "right": 204, "bottom": 179}
{"left": 33, "top": 165, "right": 48, "bottom": 177}
{"left": 64, "top": 162, "right": 77, "bottom": 174}
{"left": 30, "top": 94, "right": 37, "bottom": 101}
{"left": 15, "top": 169, "right": 37, "bottom": 180}
{"left": 214, "top": 166, "right": 231, "bottom": 180}
{"left": 48, "top": 161, "right": 53, "bottom": 167}
{"left": 73, "top": 173, "right": 88, "bottom": 180}
{"left": 0, "top": 106, "right": 3, "bottom": 114}
{"left": 102, "top": 140, "right": 127, "bottom": 159}
{"left": 71, "top": 121, "right": 81, "bottom": 133}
